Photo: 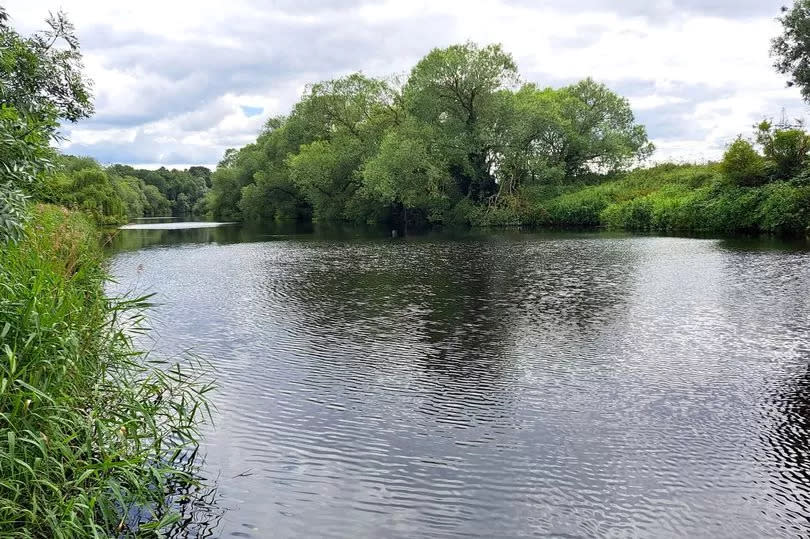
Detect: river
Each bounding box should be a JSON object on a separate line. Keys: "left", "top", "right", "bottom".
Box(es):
{"left": 107, "top": 222, "right": 810, "bottom": 538}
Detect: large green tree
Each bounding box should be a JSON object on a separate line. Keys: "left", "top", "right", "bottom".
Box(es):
{"left": 207, "top": 41, "right": 653, "bottom": 227}
{"left": 405, "top": 42, "right": 519, "bottom": 202}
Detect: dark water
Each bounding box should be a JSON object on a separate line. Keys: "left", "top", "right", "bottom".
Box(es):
{"left": 107, "top": 223, "right": 810, "bottom": 538}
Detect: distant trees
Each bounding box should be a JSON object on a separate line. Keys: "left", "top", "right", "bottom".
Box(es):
{"left": 50, "top": 157, "right": 173, "bottom": 224}
{"left": 208, "top": 41, "right": 652, "bottom": 226}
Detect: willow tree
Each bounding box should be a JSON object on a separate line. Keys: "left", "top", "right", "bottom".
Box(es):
{"left": 404, "top": 42, "right": 519, "bottom": 202}
{"left": 492, "top": 80, "right": 652, "bottom": 203}
{"left": 288, "top": 73, "right": 400, "bottom": 221}
{"left": 0, "top": 6, "right": 93, "bottom": 239}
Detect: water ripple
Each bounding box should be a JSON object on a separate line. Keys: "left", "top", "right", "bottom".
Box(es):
{"left": 107, "top": 229, "right": 810, "bottom": 538}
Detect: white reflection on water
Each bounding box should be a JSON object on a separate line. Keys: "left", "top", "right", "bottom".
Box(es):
{"left": 119, "top": 222, "right": 235, "bottom": 230}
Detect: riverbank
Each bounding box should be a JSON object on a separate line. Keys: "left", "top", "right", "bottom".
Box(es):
{"left": 0, "top": 205, "right": 211, "bottom": 537}
{"left": 470, "top": 163, "right": 810, "bottom": 236}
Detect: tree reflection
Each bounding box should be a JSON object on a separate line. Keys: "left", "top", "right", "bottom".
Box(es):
{"left": 268, "top": 235, "right": 638, "bottom": 408}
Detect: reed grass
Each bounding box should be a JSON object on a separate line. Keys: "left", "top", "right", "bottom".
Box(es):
{"left": 0, "top": 204, "right": 213, "bottom": 537}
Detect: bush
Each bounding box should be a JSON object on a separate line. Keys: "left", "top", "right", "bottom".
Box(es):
{"left": 543, "top": 186, "right": 614, "bottom": 227}
{"left": 757, "top": 181, "right": 810, "bottom": 234}
{"left": 601, "top": 197, "right": 654, "bottom": 230}
{"left": 721, "top": 137, "right": 767, "bottom": 186}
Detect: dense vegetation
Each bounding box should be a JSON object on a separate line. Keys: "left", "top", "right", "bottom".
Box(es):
{"left": 197, "top": 17, "right": 810, "bottom": 236}
{"left": 44, "top": 157, "right": 212, "bottom": 225}
{"left": 1, "top": 6, "right": 212, "bottom": 537}
{"left": 0, "top": 205, "right": 212, "bottom": 536}
{"left": 203, "top": 43, "right": 653, "bottom": 227}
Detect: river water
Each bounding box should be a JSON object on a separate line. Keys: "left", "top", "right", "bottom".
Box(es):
{"left": 108, "top": 222, "right": 810, "bottom": 538}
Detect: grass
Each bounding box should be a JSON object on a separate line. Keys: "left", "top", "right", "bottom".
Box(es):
{"left": 0, "top": 204, "right": 214, "bottom": 537}
{"left": 473, "top": 163, "right": 810, "bottom": 236}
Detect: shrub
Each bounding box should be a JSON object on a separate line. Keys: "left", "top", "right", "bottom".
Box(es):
{"left": 757, "top": 181, "right": 810, "bottom": 234}
{"left": 544, "top": 186, "right": 614, "bottom": 227}
{"left": 756, "top": 121, "right": 810, "bottom": 179}
{"left": 721, "top": 137, "right": 767, "bottom": 186}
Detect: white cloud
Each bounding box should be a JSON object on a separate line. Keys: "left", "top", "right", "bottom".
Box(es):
{"left": 3, "top": 0, "right": 804, "bottom": 167}
{"left": 631, "top": 95, "right": 689, "bottom": 110}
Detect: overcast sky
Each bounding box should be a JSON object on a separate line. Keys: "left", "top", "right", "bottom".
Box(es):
{"left": 4, "top": 0, "right": 807, "bottom": 168}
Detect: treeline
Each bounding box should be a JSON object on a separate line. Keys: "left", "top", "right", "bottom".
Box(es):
{"left": 41, "top": 157, "right": 212, "bottom": 225}
{"left": 203, "top": 29, "right": 810, "bottom": 236}
{"left": 203, "top": 42, "right": 653, "bottom": 226}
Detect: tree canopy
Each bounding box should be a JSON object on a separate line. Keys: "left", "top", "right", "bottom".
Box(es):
{"left": 208, "top": 42, "right": 652, "bottom": 227}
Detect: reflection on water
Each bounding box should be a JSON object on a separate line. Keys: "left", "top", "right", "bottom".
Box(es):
{"left": 107, "top": 223, "right": 810, "bottom": 537}
{"left": 119, "top": 221, "right": 236, "bottom": 230}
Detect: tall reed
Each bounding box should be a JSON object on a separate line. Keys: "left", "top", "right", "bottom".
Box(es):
{"left": 0, "top": 204, "right": 214, "bottom": 537}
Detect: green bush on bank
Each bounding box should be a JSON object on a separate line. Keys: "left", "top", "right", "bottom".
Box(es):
{"left": 0, "top": 205, "right": 212, "bottom": 537}
{"left": 469, "top": 162, "right": 810, "bottom": 235}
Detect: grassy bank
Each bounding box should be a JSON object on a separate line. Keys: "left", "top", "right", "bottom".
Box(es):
{"left": 472, "top": 163, "right": 810, "bottom": 236}
{"left": 0, "top": 205, "right": 212, "bottom": 537}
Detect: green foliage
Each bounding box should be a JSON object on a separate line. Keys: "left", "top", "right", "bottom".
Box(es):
{"left": 405, "top": 42, "right": 518, "bottom": 202}
{"left": 0, "top": 6, "right": 93, "bottom": 236}
{"left": 289, "top": 138, "right": 364, "bottom": 221}
{"left": 48, "top": 158, "right": 197, "bottom": 223}
{"left": 0, "top": 205, "right": 213, "bottom": 537}
{"left": 0, "top": 105, "right": 56, "bottom": 197}
{"left": 209, "top": 42, "right": 652, "bottom": 228}
{"left": 0, "top": 6, "right": 93, "bottom": 200}
{"left": 543, "top": 185, "right": 616, "bottom": 227}
{"left": 722, "top": 137, "right": 767, "bottom": 186}
{"left": 362, "top": 120, "right": 450, "bottom": 215}
{"left": 773, "top": 0, "right": 810, "bottom": 102}
{"left": 500, "top": 162, "right": 810, "bottom": 235}
{"left": 0, "top": 183, "right": 30, "bottom": 243}
{"left": 107, "top": 164, "right": 208, "bottom": 216}
{"left": 755, "top": 120, "right": 810, "bottom": 178}
{"left": 757, "top": 181, "right": 810, "bottom": 234}
{"left": 0, "top": 7, "right": 93, "bottom": 123}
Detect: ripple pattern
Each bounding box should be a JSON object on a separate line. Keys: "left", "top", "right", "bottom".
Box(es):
{"left": 107, "top": 229, "right": 810, "bottom": 538}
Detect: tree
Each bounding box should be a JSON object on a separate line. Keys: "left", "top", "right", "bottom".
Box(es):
{"left": 0, "top": 7, "right": 93, "bottom": 123}
{"left": 557, "top": 79, "right": 653, "bottom": 175}
{"left": 288, "top": 137, "right": 365, "bottom": 221}
{"left": 405, "top": 42, "right": 519, "bottom": 201}
{"left": 362, "top": 119, "right": 450, "bottom": 221}
{"left": 188, "top": 166, "right": 212, "bottom": 188}
{"left": 61, "top": 168, "right": 127, "bottom": 223}
{"left": 755, "top": 120, "right": 810, "bottom": 178}
{"left": 773, "top": 0, "right": 810, "bottom": 101}
{"left": 209, "top": 41, "right": 655, "bottom": 227}
{"left": 721, "top": 137, "right": 767, "bottom": 186}
{"left": 142, "top": 184, "right": 171, "bottom": 215}
{"left": 0, "top": 6, "right": 93, "bottom": 238}
{"left": 297, "top": 73, "right": 399, "bottom": 144}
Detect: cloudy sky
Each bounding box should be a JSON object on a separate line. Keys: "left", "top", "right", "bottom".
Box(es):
{"left": 4, "top": 0, "right": 806, "bottom": 168}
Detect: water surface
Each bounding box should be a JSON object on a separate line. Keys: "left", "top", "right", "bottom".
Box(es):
{"left": 107, "top": 223, "right": 810, "bottom": 538}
